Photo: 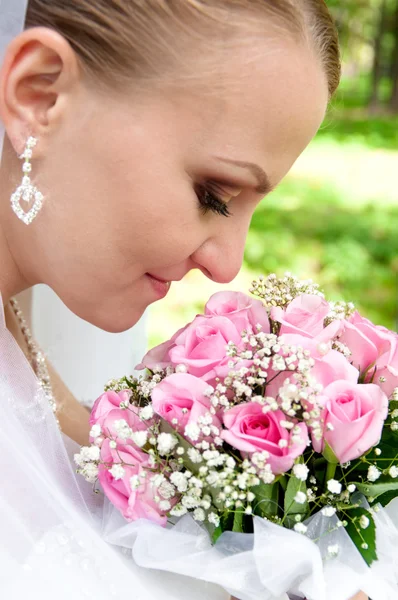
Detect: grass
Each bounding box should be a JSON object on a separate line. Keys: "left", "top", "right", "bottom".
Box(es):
{"left": 148, "top": 79, "right": 398, "bottom": 348}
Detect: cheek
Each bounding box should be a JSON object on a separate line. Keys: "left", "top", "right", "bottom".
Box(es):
{"left": 61, "top": 170, "right": 196, "bottom": 280}
{"left": 111, "top": 178, "right": 204, "bottom": 270}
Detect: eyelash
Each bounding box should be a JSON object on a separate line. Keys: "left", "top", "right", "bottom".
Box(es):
{"left": 196, "top": 184, "right": 232, "bottom": 218}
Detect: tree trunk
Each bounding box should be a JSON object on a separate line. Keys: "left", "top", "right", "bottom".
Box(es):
{"left": 369, "top": 0, "right": 388, "bottom": 111}
{"left": 389, "top": 0, "right": 398, "bottom": 112}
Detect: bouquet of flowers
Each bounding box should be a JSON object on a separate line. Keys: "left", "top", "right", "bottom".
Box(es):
{"left": 76, "top": 274, "right": 398, "bottom": 600}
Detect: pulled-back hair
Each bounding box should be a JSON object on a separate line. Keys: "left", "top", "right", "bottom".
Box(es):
{"left": 26, "top": 0, "right": 340, "bottom": 97}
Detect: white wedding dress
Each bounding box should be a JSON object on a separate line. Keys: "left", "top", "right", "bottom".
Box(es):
{"left": 0, "top": 299, "right": 229, "bottom": 600}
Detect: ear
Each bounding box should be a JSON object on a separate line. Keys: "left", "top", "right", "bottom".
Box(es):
{"left": 0, "top": 27, "right": 81, "bottom": 155}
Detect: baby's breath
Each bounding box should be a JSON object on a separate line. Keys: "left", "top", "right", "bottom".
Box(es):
{"left": 250, "top": 272, "right": 323, "bottom": 308}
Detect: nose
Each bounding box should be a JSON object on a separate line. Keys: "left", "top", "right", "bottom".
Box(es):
{"left": 191, "top": 218, "right": 249, "bottom": 284}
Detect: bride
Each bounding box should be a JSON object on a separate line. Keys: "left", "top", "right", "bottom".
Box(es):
{"left": 0, "top": 1, "right": 366, "bottom": 599}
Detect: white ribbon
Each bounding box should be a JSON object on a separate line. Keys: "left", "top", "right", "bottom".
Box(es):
{"left": 102, "top": 497, "right": 398, "bottom": 600}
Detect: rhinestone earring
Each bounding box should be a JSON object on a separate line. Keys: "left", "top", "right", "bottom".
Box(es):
{"left": 10, "top": 136, "right": 44, "bottom": 225}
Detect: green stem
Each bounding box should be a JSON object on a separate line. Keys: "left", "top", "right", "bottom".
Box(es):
{"left": 325, "top": 461, "right": 337, "bottom": 484}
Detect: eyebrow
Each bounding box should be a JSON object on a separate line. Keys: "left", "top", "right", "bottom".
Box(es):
{"left": 215, "top": 157, "right": 273, "bottom": 195}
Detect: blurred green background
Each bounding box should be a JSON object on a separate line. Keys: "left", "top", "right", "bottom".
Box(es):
{"left": 149, "top": 0, "right": 398, "bottom": 347}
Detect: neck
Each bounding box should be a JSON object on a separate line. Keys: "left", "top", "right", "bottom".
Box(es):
{"left": 0, "top": 139, "right": 30, "bottom": 305}
{"left": 0, "top": 226, "right": 27, "bottom": 305}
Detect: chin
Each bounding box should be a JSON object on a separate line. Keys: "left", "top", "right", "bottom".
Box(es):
{"left": 66, "top": 296, "right": 146, "bottom": 333}
{"left": 93, "top": 307, "right": 146, "bottom": 333}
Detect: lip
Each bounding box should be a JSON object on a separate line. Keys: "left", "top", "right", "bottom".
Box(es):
{"left": 146, "top": 273, "right": 171, "bottom": 299}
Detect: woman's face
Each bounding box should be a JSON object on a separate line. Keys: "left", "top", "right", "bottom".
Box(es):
{"left": 3, "top": 32, "right": 328, "bottom": 332}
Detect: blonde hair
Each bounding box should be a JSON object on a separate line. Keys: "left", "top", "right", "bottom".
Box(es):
{"left": 25, "top": 0, "right": 340, "bottom": 97}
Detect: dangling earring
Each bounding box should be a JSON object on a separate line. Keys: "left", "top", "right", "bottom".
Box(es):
{"left": 10, "top": 136, "right": 44, "bottom": 225}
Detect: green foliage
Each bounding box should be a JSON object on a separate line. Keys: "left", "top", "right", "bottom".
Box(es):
{"left": 283, "top": 476, "right": 308, "bottom": 528}
{"left": 344, "top": 507, "right": 378, "bottom": 566}
{"left": 376, "top": 400, "right": 398, "bottom": 474}
{"left": 355, "top": 480, "right": 398, "bottom": 500}
{"left": 322, "top": 443, "right": 339, "bottom": 465}
{"left": 212, "top": 525, "right": 223, "bottom": 544}
{"left": 212, "top": 512, "right": 234, "bottom": 544}
{"left": 373, "top": 489, "right": 398, "bottom": 506}
{"left": 251, "top": 483, "right": 279, "bottom": 519}
{"left": 319, "top": 113, "right": 398, "bottom": 150}
{"left": 233, "top": 510, "right": 244, "bottom": 533}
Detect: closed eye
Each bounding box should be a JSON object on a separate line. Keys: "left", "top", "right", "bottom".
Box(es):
{"left": 195, "top": 184, "right": 232, "bottom": 218}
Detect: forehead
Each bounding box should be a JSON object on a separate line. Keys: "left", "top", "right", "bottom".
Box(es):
{"left": 97, "top": 33, "right": 328, "bottom": 189}
{"left": 173, "top": 35, "right": 329, "bottom": 185}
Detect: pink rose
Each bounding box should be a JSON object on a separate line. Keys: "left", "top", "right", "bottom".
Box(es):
{"left": 339, "top": 313, "right": 398, "bottom": 394}
{"left": 99, "top": 439, "right": 169, "bottom": 525}
{"left": 205, "top": 291, "right": 270, "bottom": 335}
{"left": 90, "top": 391, "right": 146, "bottom": 441}
{"left": 271, "top": 294, "right": 335, "bottom": 338}
{"left": 90, "top": 390, "right": 131, "bottom": 428}
{"left": 221, "top": 403, "right": 308, "bottom": 474}
{"left": 310, "top": 348, "right": 359, "bottom": 389}
{"left": 152, "top": 373, "right": 221, "bottom": 435}
{"left": 313, "top": 381, "right": 389, "bottom": 463}
{"left": 376, "top": 342, "right": 398, "bottom": 398}
{"left": 170, "top": 315, "right": 242, "bottom": 378}
{"left": 140, "top": 314, "right": 248, "bottom": 381}
{"left": 135, "top": 323, "right": 189, "bottom": 371}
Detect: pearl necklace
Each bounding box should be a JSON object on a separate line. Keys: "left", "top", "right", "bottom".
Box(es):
{"left": 10, "top": 297, "right": 58, "bottom": 420}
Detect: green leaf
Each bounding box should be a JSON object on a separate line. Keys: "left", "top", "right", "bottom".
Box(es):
{"left": 375, "top": 489, "right": 398, "bottom": 508}
{"left": 344, "top": 508, "right": 377, "bottom": 567}
{"left": 380, "top": 400, "right": 398, "bottom": 446}
{"left": 233, "top": 510, "right": 244, "bottom": 533}
{"left": 212, "top": 524, "right": 223, "bottom": 544}
{"left": 358, "top": 362, "right": 376, "bottom": 384}
{"left": 322, "top": 442, "right": 339, "bottom": 465}
{"left": 355, "top": 480, "right": 398, "bottom": 501}
{"left": 284, "top": 475, "right": 309, "bottom": 528}
{"left": 211, "top": 512, "right": 233, "bottom": 544}
{"left": 251, "top": 483, "right": 279, "bottom": 518}
{"left": 389, "top": 400, "right": 398, "bottom": 412}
